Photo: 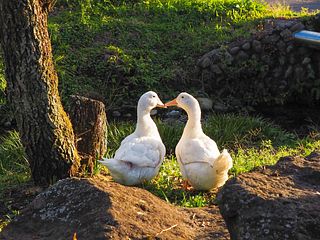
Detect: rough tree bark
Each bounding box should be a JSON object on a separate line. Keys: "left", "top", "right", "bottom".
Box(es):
{"left": 68, "top": 95, "right": 107, "bottom": 174}
{"left": 0, "top": 0, "right": 80, "bottom": 185}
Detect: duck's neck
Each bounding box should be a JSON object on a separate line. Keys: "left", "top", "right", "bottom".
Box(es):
{"left": 135, "top": 106, "right": 159, "bottom": 138}
{"left": 183, "top": 104, "right": 203, "bottom": 138}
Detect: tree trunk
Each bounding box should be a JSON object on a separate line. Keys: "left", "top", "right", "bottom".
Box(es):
{"left": 68, "top": 95, "right": 107, "bottom": 175}
{"left": 0, "top": 0, "right": 80, "bottom": 185}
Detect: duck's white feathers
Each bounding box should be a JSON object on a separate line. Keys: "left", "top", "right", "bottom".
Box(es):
{"left": 176, "top": 133, "right": 232, "bottom": 190}
{"left": 176, "top": 135, "right": 219, "bottom": 166}
{"left": 100, "top": 133, "right": 165, "bottom": 186}
{"left": 114, "top": 134, "right": 165, "bottom": 168}
{"left": 99, "top": 91, "right": 166, "bottom": 186}
{"left": 172, "top": 92, "right": 233, "bottom": 190}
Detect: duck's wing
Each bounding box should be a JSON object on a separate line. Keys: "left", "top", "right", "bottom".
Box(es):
{"left": 178, "top": 137, "right": 220, "bottom": 165}
{"left": 114, "top": 136, "right": 165, "bottom": 168}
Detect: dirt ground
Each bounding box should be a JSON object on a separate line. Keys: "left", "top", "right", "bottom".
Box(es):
{"left": 0, "top": 176, "right": 230, "bottom": 240}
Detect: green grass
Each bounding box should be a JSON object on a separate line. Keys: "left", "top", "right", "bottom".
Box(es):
{"left": 0, "top": 131, "right": 30, "bottom": 188}
{"left": 1, "top": 114, "right": 320, "bottom": 210}
{"left": 46, "top": 0, "right": 316, "bottom": 108}
{"left": 0, "top": 53, "right": 5, "bottom": 105}
{"left": 0, "top": 131, "right": 30, "bottom": 232}
{"left": 104, "top": 114, "right": 320, "bottom": 207}
{"left": 0, "top": 0, "right": 316, "bottom": 106}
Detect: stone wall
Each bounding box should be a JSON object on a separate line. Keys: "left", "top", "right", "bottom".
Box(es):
{"left": 197, "top": 15, "right": 320, "bottom": 112}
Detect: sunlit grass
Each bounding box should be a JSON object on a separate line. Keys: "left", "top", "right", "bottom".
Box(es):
{"left": 45, "top": 0, "right": 319, "bottom": 108}
{"left": 103, "top": 114, "right": 320, "bottom": 206}
{"left": 231, "top": 137, "right": 320, "bottom": 175}
{"left": 267, "top": 3, "right": 320, "bottom": 18}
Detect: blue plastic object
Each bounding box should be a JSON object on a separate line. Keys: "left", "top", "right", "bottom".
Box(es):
{"left": 293, "top": 30, "right": 320, "bottom": 46}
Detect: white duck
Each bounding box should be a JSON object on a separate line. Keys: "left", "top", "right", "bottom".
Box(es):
{"left": 165, "top": 92, "right": 232, "bottom": 190}
{"left": 99, "top": 91, "right": 166, "bottom": 186}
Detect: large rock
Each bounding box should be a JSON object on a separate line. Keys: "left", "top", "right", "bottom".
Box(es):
{"left": 1, "top": 176, "right": 230, "bottom": 240}
{"left": 217, "top": 152, "right": 320, "bottom": 240}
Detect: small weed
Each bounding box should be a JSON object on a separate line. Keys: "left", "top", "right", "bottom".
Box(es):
{"left": 0, "top": 209, "right": 20, "bottom": 233}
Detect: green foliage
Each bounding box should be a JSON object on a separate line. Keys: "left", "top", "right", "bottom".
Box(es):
{"left": 106, "top": 121, "right": 135, "bottom": 157}
{"left": 0, "top": 131, "right": 30, "bottom": 232}
{"left": 0, "top": 131, "right": 30, "bottom": 188}
{"left": 156, "top": 120, "right": 184, "bottom": 154}
{"left": 50, "top": 0, "right": 269, "bottom": 108}
{"left": 203, "top": 114, "right": 295, "bottom": 149}
{"left": 49, "top": 0, "right": 319, "bottom": 109}
{"left": 57, "top": 0, "right": 267, "bottom": 21}
{"left": 0, "top": 208, "right": 19, "bottom": 233}
{"left": 159, "top": 114, "right": 294, "bottom": 153}
{"left": 231, "top": 137, "right": 320, "bottom": 175}
{"left": 0, "top": 54, "right": 6, "bottom": 105}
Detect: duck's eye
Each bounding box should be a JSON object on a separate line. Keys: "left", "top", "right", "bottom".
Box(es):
{"left": 152, "top": 95, "right": 156, "bottom": 98}
{"left": 181, "top": 96, "right": 185, "bottom": 99}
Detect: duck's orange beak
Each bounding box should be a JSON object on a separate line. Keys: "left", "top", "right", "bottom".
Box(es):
{"left": 156, "top": 104, "right": 167, "bottom": 108}
{"left": 165, "top": 98, "right": 178, "bottom": 107}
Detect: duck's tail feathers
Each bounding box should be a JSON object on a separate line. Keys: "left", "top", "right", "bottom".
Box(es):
{"left": 98, "top": 158, "right": 115, "bottom": 167}
{"left": 98, "top": 158, "right": 129, "bottom": 173}
{"left": 213, "top": 149, "right": 233, "bottom": 174}
{"left": 210, "top": 149, "right": 233, "bottom": 188}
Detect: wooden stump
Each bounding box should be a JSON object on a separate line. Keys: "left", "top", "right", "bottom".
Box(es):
{"left": 68, "top": 95, "right": 107, "bottom": 175}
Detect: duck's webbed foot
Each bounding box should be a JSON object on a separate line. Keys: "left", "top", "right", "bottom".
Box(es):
{"left": 182, "top": 179, "right": 192, "bottom": 190}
